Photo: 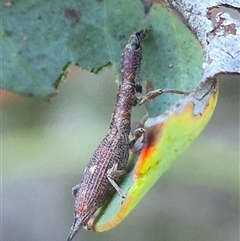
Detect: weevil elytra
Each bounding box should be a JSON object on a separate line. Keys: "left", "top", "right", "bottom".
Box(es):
{"left": 67, "top": 30, "right": 188, "bottom": 241}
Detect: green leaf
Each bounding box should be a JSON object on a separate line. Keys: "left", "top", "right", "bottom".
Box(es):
{"left": 1, "top": 0, "right": 145, "bottom": 99}
{"left": 93, "top": 78, "right": 219, "bottom": 232}
{"left": 92, "top": 2, "right": 209, "bottom": 231}
{"left": 2, "top": 0, "right": 202, "bottom": 103}
{"left": 141, "top": 5, "right": 203, "bottom": 116}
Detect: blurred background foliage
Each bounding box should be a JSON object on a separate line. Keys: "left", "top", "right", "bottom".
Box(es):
{"left": 1, "top": 67, "right": 239, "bottom": 241}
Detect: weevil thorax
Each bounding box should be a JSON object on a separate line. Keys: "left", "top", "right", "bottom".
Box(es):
{"left": 121, "top": 29, "right": 147, "bottom": 82}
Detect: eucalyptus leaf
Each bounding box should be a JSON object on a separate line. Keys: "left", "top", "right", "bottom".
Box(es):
{"left": 1, "top": 0, "right": 145, "bottom": 99}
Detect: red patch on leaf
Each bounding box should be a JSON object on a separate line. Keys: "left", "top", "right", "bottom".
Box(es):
{"left": 145, "top": 124, "right": 163, "bottom": 148}
{"left": 134, "top": 124, "right": 163, "bottom": 178}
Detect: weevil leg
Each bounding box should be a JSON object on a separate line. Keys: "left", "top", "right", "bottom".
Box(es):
{"left": 125, "top": 126, "right": 146, "bottom": 174}
{"left": 107, "top": 163, "right": 126, "bottom": 200}
{"left": 71, "top": 184, "right": 80, "bottom": 197}
{"left": 134, "top": 89, "right": 189, "bottom": 106}
{"left": 129, "top": 127, "right": 145, "bottom": 151}
{"left": 83, "top": 215, "right": 96, "bottom": 230}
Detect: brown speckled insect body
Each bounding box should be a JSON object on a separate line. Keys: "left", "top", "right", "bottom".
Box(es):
{"left": 67, "top": 29, "right": 188, "bottom": 241}
{"left": 67, "top": 30, "right": 147, "bottom": 241}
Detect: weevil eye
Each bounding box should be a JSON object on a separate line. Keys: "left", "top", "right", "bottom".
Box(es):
{"left": 131, "top": 42, "right": 140, "bottom": 50}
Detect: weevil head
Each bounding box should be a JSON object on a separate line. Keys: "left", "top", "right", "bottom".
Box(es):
{"left": 67, "top": 216, "right": 83, "bottom": 241}
{"left": 129, "top": 29, "right": 148, "bottom": 51}
{"left": 121, "top": 29, "right": 148, "bottom": 82}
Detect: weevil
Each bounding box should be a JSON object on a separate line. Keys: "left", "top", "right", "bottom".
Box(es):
{"left": 67, "top": 30, "right": 147, "bottom": 241}
{"left": 67, "top": 30, "right": 188, "bottom": 241}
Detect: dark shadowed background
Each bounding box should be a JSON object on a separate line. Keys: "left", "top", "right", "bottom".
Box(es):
{"left": 2, "top": 68, "right": 239, "bottom": 241}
